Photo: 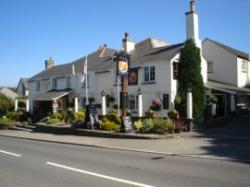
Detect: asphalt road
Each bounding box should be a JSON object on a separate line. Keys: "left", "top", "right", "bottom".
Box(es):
{"left": 1, "top": 136, "right": 250, "bottom": 187}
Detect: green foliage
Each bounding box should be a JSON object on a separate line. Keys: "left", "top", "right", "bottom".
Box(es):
{"left": 0, "top": 117, "right": 15, "bottom": 128}
{"left": 46, "top": 118, "right": 62, "bottom": 124}
{"left": 176, "top": 39, "right": 205, "bottom": 119}
{"left": 105, "top": 112, "right": 121, "bottom": 125}
{"left": 99, "top": 111, "right": 121, "bottom": 131}
{"left": 63, "top": 109, "right": 75, "bottom": 123}
{"left": 74, "top": 111, "right": 85, "bottom": 122}
{"left": 0, "top": 93, "right": 13, "bottom": 113}
{"left": 100, "top": 117, "right": 120, "bottom": 131}
{"left": 51, "top": 112, "right": 62, "bottom": 120}
{"left": 139, "top": 118, "right": 174, "bottom": 134}
{"left": 150, "top": 104, "right": 161, "bottom": 111}
{"left": 167, "top": 109, "right": 178, "bottom": 119}
{"left": 145, "top": 109, "right": 155, "bottom": 118}
{"left": 39, "top": 112, "right": 65, "bottom": 125}
{"left": 134, "top": 119, "right": 142, "bottom": 130}
{"left": 140, "top": 119, "right": 154, "bottom": 133}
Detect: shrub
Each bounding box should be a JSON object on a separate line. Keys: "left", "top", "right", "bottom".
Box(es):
{"left": 140, "top": 119, "right": 154, "bottom": 133}
{"left": 100, "top": 117, "right": 120, "bottom": 131}
{"left": 0, "top": 93, "right": 13, "bottom": 113}
{"left": 63, "top": 109, "right": 75, "bottom": 123}
{"left": 0, "top": 117, "right": 15, "bottom": 128}
{"left": 134, "top": 119, "right": 142, "bottom": 130}
{"left": 74, "top": 111, "right": 85, "bottom": 122}
{"left": 105, "top": 112, "right": 121, "bottom": 125}
{"left": 6, "top": 111, "right": 21, "bottom": 121}
{"left": 139, "top": 118, "right": 174, "bottom": 134}
{"left": 145, "top": 109, "right": 155, "bottom": 118}
{"left": 46, "top": 118, "right": 62, "bottom": 125}
{"left": 51, "top": 112, "right": 62, "bottom": 120}
{"left": 168, "top": 109, "right": 178, "bottom": 119}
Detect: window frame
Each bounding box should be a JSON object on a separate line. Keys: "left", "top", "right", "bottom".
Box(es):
{"left": 207, "top": 61, "right": 214, "bottom": 73}
{"left": 144, "top": 66, "right": 155, "bottom": 83}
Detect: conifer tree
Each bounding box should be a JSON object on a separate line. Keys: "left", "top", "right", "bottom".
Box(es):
{"left": 175, "top": 39, "right": 205, "bottom": 119}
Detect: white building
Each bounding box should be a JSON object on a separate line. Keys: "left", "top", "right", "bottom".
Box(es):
{"left": 27, "top": 0, "right": 207, "bottom": 117}
{"left": 203, "top": 39, "right": 250, "bottom": 115}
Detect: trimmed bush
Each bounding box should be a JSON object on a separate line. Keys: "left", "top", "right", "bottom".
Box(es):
{"left": 46, "top": 118, "right": 62, "bottom": 125}
{"left": 140, "top": 119, "right": 154, "bottom": 133}
{"left": 139, "top": 118, "right": 174, "bottom": 134}
{"left": 134, "top": 119, "right": 142, "bottom": 130}
{"left": 74, "top": 111, "right": 85, "bottom": 121}
{"left": 100, "top": 117, "right": 120, "bottom": 131}
{"left": 105, "top": 112, "right": 121, "bottom": 125}
{"left": 0, "top": 117, "right": 15, "bottom": 129}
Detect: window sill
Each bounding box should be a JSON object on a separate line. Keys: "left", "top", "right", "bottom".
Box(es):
{"left": 141, "top": 81, "right": 156, "bottom": 85}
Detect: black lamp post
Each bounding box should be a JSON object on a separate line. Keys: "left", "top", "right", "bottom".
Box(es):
{"left": 113, "top": 50, "right": 131, "bottom": 132}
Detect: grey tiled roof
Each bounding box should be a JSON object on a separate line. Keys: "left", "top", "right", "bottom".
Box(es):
{"left": 29, "top": 48, "right": 117, "bottom": 81}
{"left": 203, "top": 38, "right": 249, "bottom": 60}
{"left": 130, "top": 38, "right": 183, "bottom": 64}
{"left": 29, "top": 63, "right": 73, "bottom": 81}
{"left": 29, "top": 38, "right": 183, "bottom": 81}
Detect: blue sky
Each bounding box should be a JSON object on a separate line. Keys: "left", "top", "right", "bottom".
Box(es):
{"left": 0, "top": 0, "right": 249, "bottom": 87}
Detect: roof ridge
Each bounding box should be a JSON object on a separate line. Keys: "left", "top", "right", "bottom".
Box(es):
{"left": 204, "top": 38, "right": 249, "bottom": 60}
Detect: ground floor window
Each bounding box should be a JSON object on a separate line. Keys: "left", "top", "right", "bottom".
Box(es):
{"left": 128, "top": 94, "right": 138, "bottom": 112}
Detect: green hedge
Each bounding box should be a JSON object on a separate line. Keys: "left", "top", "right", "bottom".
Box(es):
{"left": 0, "top": 117, "right": 15, "bottom": 129}
{"left": 139, "top": 118, "right": 174, "bottom": 134}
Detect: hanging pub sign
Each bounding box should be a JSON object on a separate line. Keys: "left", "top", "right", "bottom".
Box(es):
{"left": 117, "top": 56, "right": 129, "bottom": 76}
{"left": 128, "top": 68, "right": 138, "bottom": 85}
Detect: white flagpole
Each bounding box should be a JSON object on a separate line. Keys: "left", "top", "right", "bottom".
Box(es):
{"left": 85, "top": 55, "right": 89, "bottom": 105}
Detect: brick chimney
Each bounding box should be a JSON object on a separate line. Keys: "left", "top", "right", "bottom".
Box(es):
{"left": 45, "top": 57, "right": 54, "bottom": 70}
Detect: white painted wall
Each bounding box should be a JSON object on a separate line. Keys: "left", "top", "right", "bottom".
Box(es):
{"left": 237, "top": 57, "right": 248, "bottom": 87}
{"left": 202, "top": 40, "right": 238, "bottom": 85}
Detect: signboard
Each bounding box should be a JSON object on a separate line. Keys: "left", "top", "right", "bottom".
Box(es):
{"left": 121, "top": 116, "right": 133, "bottom": 132}
{"left": 116, "top": 55, "right": 130, "bottom": 76}
{"left": 85, "top": 104, "right": 99, "bottom": 129}
{"left": 128, "top": 68, "right": 138, "bottom": 85}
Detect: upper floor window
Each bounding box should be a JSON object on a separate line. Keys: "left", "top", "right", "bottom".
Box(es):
{"left": 173, "top": 61, "right": 179, "bottom": 80}
{"left": 208, "top": 61, "right": 214, "bottom": 73}
{"left": 52, "top": 78, "right": 57, "bottom": 89}
{"left": 241, "top": 60, "right": 247, "bottom": 72}
{"left": 144, "top": 66, "right": 155, "bottom": 83}
{"left": 36, "top": 81, "right": 40, "bottom": 91}
{"left": 42, "top": 79, "right": 49, "bottom": 90}
{"left": 66, "top": 77, "right": 71, "bottom": 88}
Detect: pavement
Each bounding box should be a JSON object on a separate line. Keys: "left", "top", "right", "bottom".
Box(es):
{"left": 0, "top": 115, "right": 250, "bottom": 163}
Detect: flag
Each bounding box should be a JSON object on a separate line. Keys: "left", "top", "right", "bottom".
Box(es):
{"left": 80, "top": 56, "right": 87, "bottom": 83}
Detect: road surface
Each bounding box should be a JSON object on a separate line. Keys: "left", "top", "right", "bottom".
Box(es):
{"left": 0, "top": 136, "right": 250, "bottom": 187}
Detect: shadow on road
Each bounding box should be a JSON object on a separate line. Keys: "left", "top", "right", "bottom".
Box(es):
{"left": 196, "top": 114, "right": 250, "bottom": 164}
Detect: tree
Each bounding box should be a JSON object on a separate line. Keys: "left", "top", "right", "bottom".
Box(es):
{"left": 0, "top": 93, "right": 13, "bottom": 115}
{"left": 175, "top": 39, "right": 205, "bottom": 119}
